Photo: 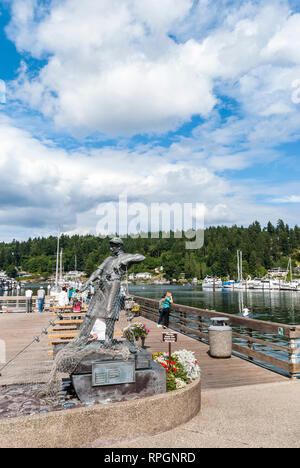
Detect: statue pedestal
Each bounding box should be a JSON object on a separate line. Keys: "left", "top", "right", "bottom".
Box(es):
{"left": 71, "top": 344, "right": 166, "bottom": 404}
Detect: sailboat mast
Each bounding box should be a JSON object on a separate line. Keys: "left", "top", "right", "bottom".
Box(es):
{"left": 240, "top": 250, "right": 243, "bottom": 281}
{"left": 237, "top": 250, "right": 240, "bottom": 281}
{"left": 55, "top": 231, "right": 60, "bottom": 288}
{"left": 59, "top": 249, "right": 63, "bottom": 285}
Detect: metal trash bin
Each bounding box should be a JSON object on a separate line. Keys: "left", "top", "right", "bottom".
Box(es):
{"left": 209, "top": 317, "right": 232, "bottom": 358}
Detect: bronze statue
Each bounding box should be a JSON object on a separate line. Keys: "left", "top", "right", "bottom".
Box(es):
{"left": 78, "top": 237, "right": 145, "bottom": 346}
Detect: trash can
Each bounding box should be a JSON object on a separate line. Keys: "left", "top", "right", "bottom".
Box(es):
{"left": 209, "top": 317, "right": 232, "bottom": 358}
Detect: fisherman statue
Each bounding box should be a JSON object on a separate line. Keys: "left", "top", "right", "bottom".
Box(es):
{"left": 43, "top": 237, "right": 167, "bottom": 402}
{"left": 78, "top": 237, "right": 145, "bottom": 347}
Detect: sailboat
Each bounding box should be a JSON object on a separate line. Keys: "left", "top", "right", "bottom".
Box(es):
{"left": 223, "top": 250, "right": 245, "bottom": 289}
{"left": 202, "top": 276, "right": 222, "bottom": 289}
{"left": 280, "top": 258, "right": 300, "bottom": 291}
{"left": 50, "top": 230, "right": 63, "bottom": 297}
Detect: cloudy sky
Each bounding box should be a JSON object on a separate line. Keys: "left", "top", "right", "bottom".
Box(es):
{"left": 0, "top": 0, "right": 299, "bottom": 241}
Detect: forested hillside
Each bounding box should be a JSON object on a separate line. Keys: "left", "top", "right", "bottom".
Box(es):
{"left": 1, "top": 220, "right": 299, "bottom": 280}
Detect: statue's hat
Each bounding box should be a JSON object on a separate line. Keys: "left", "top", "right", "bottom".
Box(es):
{"left": 109, "top": 237, "right": 124, "bottom": 246}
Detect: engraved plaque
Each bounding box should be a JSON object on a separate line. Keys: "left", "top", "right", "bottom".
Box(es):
{"left": 92, "top": 361, "right": 135, "bottom": 387}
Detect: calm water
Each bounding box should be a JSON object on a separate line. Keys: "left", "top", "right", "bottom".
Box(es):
{"left": 2, "top": 283, "right": 300, "bottom": 326}
{"left": 129, "top": 284, "right": 300, "bottom": 326}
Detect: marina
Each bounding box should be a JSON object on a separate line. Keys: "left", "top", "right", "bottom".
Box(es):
{"left": 0, "top": 283, "right": 299, "bottom": 448}
{"left": 0, "top": 308, "right": 297, "bottom": 448}
{"left": 0, "top": 305, "right": 291, "bottom": 390}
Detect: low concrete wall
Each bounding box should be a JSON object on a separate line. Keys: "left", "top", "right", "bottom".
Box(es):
{"left": 0, "top": 378, "right": 201, "bottom": 448}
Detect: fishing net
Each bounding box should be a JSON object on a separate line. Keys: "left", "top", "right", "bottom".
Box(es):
{"left": 38, "top": 280, "right": 134, "bottom": 397}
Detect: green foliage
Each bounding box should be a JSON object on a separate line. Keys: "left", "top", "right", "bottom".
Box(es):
{"left": 0, "top": 220, "right": 299, "bottom": 280}
{"left": 5, "top": 265, "right": 17, "bottom": 278}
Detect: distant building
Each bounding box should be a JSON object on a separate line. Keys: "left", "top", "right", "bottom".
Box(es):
{"left": 154, "top": 266, "right": 164, "bottom": 274}
{"left": 135, "top": 272, "right": 153, "bottom": 280}
{"left": 16, "top": 271, "right": 30, "bottom": 278}
{"left": 268, "top": 267, "right": 287, "bottom": 278}
{"left": 64, "top": 271, "right": 84, "bottom": 279}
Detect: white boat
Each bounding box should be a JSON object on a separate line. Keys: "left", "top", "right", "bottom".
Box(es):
{"left": 280, "top": 280, "right": 300, "bottom": 291}
{"left": 222, "top": 280, "right": 236, "bottom": 289}
{"left": 202, "top": 276, "right": 222, "bottom": 289}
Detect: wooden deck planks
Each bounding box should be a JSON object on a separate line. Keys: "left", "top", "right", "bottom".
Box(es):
{"left": 137, "top": 315, "right": 288, "bottom": 389}
{"left": 0, "top": 311, "right": 288, "bottom": 389}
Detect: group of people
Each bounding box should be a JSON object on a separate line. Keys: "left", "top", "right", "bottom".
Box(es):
{"left": 57, "top": 286, "right": 89, "bottom": 312}
{"left": 24, "top": 285, "right": 88, "bottom": 314}
{"left": 157, "top": 291, "right": 173, "bottom": 329}
{"left": 25, "top": 286, "right": 46, "bottom": 313}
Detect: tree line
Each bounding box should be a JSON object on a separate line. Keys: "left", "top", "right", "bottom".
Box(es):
{"left": 1, "top": 220, "right": 299, "bottom": 280}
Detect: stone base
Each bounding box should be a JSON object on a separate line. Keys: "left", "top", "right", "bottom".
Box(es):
{"left": 72, "top": 362, "right": 166, "bottom": 403}
{"left": 0, "top": 378, "right": 201, "bottom": 448}
{"left": 71, "top": 343, "right": 166, "bottom": 403}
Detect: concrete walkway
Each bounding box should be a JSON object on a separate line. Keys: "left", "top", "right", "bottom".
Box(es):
{"left": 107, "top": 381, "right": 300, "bottom": 448}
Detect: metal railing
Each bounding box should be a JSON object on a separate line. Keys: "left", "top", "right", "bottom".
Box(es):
{"left": 0, "top": 296, "right": 56, "bottom": 313}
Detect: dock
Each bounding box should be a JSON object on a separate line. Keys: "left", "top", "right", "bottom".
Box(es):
{"left": 0, "top": 308, "right": 290, "bottom": 388}
{"left": 0, "top": 303, "right": 299, "bottom": 448}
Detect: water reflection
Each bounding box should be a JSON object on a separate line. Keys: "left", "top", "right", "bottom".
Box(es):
{"left": 129, "top": 284, "right": 300, "bottom": 326}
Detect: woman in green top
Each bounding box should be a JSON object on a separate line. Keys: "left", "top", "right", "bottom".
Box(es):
{"left": 157, "top": 292, "right": 173, "bottom": 329}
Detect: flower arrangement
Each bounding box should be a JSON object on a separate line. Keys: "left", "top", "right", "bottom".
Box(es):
{"left": 122, "top": 323, "right": 150, "bottom": 341}
{"left": 172, "top": 350, "right": 200, "bottom": 381}
{"left": 152, "top": 350, "right": 200, "bottom": 392}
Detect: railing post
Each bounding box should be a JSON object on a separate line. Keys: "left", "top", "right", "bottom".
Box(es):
{"left": 247, "top": 328, "right": 254, "bottom": 361}
{"left": 198, "top": 316, "right": 203, "bottom": 342}
{"left": 289, "top": 337, "right": 300, "bottom": 379}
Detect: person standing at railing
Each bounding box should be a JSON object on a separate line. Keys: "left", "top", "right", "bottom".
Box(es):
{"left": 157, "top": 293, "right": 166, "bottom": 328}
{"left": 157, "top": 292, "right": 173, "bottom": 329}
{"left": 37, "top": 286, "right": 46, "bottom": 313}
{"left": 25, "top": 288, "right": 33, "bottom": 313}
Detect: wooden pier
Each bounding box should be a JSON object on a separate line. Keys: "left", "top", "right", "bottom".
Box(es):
{"left": 133, "top": 296, "right": 300, "bottom": 381}
{"left": 1, "top": 296, "right": 299, "bottom": 388}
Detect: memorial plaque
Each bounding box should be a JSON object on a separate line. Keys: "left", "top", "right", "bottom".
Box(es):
{"left": 92, "top": 361, "right": 135, "bottom": 387}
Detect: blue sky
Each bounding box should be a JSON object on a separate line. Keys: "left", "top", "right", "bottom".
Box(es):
{"left": 0, "top": 0, "right": 299, "bottom": 241}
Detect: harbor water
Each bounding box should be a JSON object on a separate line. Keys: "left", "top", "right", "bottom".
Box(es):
{"left": 128, "top": 284, "right": 300, "bottom": 326}
{"left": 2, "top": 283, "right": 300, "bottom": 326}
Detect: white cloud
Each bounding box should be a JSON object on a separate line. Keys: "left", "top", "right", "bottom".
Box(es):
{"left": 271, "top": 195, "right": 300, "bottom": 203}
{"left": 1, "top": 0, "right": 299, "bottom": 239}
{"left": 0, "top": 80, "right": 6, "bottom": 104}
{"left": 6, "top": 0, "right": 300, "bottom": 138}
{"left": 7, "top": 0, "right": 217, "bottom": 136}
{"left": 0, "top": 115, "right": 297, "bottom": 240}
